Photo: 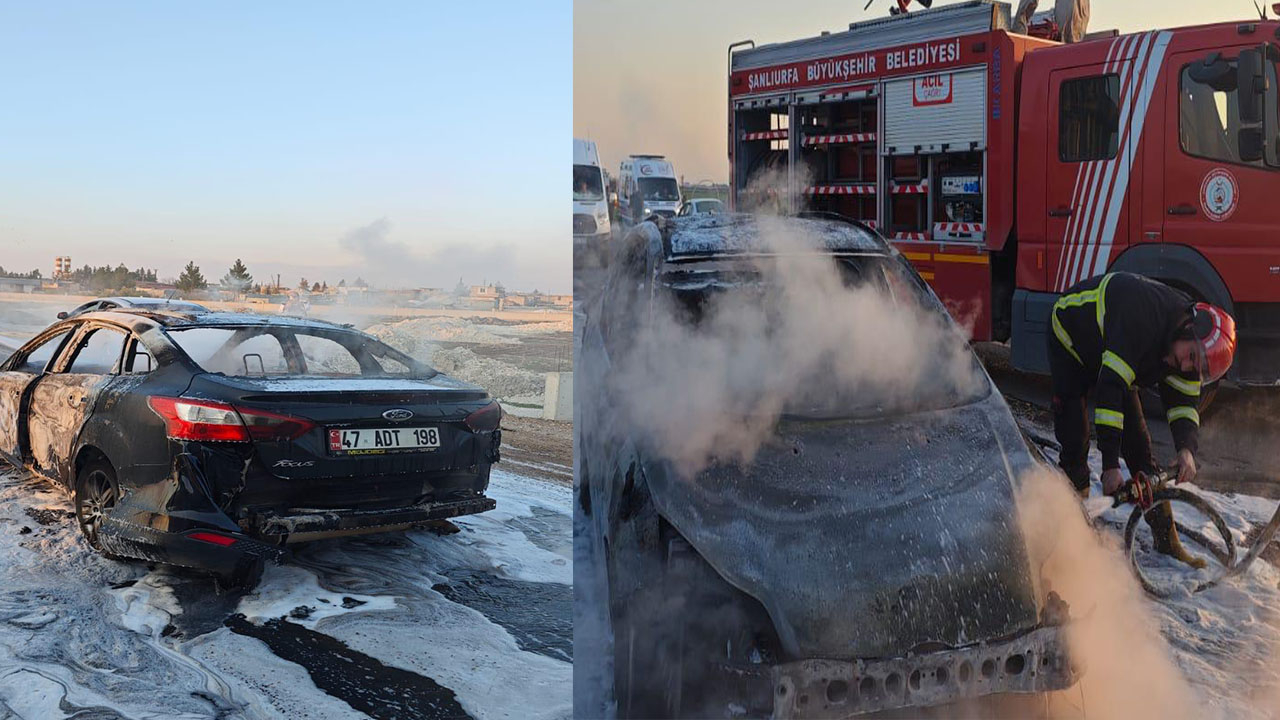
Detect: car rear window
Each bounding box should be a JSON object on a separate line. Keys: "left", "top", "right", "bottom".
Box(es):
{"left": 166, "top": 326, "right": 427, "bottom": 377}
{"left": 296, "top": 333, "right": 362, "bottom": 375}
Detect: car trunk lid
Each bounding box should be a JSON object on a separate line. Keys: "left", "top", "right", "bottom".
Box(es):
{"left": 185, "top": 374, "right": 491, "bottom": 480}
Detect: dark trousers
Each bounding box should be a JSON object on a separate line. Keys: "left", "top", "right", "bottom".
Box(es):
{"left": 1047, "top": 335, "right": 1156, "bottom": 491}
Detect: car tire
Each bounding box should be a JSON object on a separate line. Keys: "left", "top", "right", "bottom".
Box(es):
{"left": 74, "top": 457, "right": 125, "bottom": 560}
{"left": 611, "top": 520, "right": 777, "bottom": 719}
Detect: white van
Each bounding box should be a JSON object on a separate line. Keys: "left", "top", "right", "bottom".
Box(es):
{"left": 573, "top": 139, "right": 611, "bottom": 252}
{"left": 618, "top": 155, "right": 681, "bottom": 224}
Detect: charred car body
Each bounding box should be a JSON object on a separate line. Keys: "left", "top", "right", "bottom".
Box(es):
{"left": 578, "top": 213, "right": 1079, "bottom": 718}
{"left": 58, "top": 296, "right": 209, "bottom": 319}
{"left": 0, "top": 309, "right": 500, "bottom": 584}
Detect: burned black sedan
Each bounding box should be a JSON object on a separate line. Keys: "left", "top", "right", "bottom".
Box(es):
{"left": 578, "top": 213, "right": 1079, "bottom": 718}
{"left": 0, "top": 310, "right": 500, "bottom": 584}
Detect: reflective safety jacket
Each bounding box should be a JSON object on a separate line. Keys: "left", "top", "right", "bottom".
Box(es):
{"left": 1051, "top": 272, "right": 1201, "bottom": 470}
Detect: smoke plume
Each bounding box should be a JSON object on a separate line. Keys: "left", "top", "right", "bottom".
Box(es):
{"left": 603, "top": 216, "right": 982, "bottom": 477}
{"left": 1016, "top": 467, "right": 1202, "bottom": 719}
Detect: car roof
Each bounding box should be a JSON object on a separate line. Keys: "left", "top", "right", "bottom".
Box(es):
{"left": 660, "top": 212, "right": 888, "bottom": 262}
{"left": 92, "top": 296, "right": 207, "bottom": 308}
{"left": 64, "top": 309, "right": 353, "bottom": 333}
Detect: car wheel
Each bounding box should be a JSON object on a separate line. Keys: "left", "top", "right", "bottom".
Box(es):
{"left": 74, "top": 458, "right": 124, "bottom": 559}
{"left": 612, "top": 522, "right": 778, "bottom": 719}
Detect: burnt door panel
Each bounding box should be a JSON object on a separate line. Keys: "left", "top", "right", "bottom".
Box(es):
{"left": 0, "top": 372, "right": 35, "bottom": 460}
{"left": 27, "top": 326, "right": 127, "bottom": 482}
{"left": 0, "top": 328, "right": 76, "bottom": 460}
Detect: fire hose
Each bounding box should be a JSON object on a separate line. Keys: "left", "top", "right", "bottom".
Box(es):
{"left": 1114, "top": 467, "right": 1280, "bottom": 597}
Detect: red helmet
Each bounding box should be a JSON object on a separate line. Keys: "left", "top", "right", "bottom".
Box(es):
{"left": 1192, "top": 303, "right": 1236, "bottom": 384}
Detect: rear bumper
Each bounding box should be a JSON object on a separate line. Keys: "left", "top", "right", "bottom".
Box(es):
{"left": 771, "top": 624, "right": 1078, "bottom": 718}
{"left": 99, "top": 518, "right": 287, "bottom": 579}
{"left": 248, "top": 494, "right": 497, "bottom": 540}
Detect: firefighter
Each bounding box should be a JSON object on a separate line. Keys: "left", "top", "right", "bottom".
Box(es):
{"left": 1047, "top": 272, "right": 1236, "bottom": 568}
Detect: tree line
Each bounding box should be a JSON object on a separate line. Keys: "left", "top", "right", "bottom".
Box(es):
{"left": 4, "top": 258, "right": 368, "bottom": 295}
{"left": 176, "top": 259, "right": 367, "bottom": 295}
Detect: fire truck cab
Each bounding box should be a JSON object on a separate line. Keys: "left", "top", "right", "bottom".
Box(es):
{"left": 729, "top": 0, "right": 1280, "bottom": 383}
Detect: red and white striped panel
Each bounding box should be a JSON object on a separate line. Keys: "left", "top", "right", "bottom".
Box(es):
{"left": 892, "top": 232, "right": 930, "bottom": 241}
{"left": 805, "top": 184, "right": 876, "bottom": 195}
{"left": 803, "top": 133, "right": 876, "bottom": 146}
{"left": 741, "top": 130, "right": 789, "bottom": 141}
{"left": 933, "top": 222, "right": 985, "bottom": 234}
{"left": 891, "top": 181, "right": 929, "bottom": 195}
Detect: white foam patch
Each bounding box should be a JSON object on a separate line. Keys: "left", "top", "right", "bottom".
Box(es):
{"left": 236, "top": 565, "right": 398, "bottom": 628}
{"left": 0, "top": 458, "right": 571, "bottom": 718}
{"left": 423, "top": 469, "right": 572, "bottom": 585}
{"left": 109, "top": 572, "right": 183, "bottom": 637}
{"left": 323, "top": 592, "right": 572, "bottom": 720}
{"left": 185, "top": 628, "right": 368, "bottom": 720}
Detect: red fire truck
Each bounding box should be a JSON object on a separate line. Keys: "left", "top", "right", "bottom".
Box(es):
{"left": 728, "top": 0, "right": 1280, "bottom": 382}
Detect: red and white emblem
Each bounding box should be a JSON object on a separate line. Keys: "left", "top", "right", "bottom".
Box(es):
{"left": 912, "top": 74, "right": 952, "bottom": 106}
{"left": 1200, "top": 168, "right": 1239, "bottom": 222}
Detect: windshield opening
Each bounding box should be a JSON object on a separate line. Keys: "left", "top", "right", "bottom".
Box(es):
{"left": 574, "top": 164, "right": 604, "bottom": 200}
{"left": 653, "top": 255, "right": 988, "bottom": 419}
{"left": 166, "top": 326, "right": 430, "bottom": 378}
{"left": 638, "top": 177, "right": 680, "bottom": 202}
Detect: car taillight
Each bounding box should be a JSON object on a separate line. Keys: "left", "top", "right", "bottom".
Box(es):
{"left": 147, "top": 397, "right": 250, "bottom": 442}
{"left": 464, "top": 401, "right": 503, "bottom": 432}
{"left": 187, "top": 531, "right": 237, "bottom": 546}
{"left": 147, "top": 397, "right": 315, "bottom": 442}
{"left": 237, "top": 406, "right": 316, "bottom": 441}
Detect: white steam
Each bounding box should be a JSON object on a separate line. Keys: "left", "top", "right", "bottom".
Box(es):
{"left": 1016, "top": 468, "right": 1202, "bottom": 720}
{"left": 606, "top": 217, "right": 981, "bottom": 476}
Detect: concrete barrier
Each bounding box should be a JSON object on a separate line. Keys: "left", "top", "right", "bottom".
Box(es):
{"left": 542, "top": 372, "right": 573, "bottom": 422}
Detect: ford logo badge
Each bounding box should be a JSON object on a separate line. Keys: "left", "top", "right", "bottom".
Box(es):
{"left": 382, "top": 408, "right": 414, "bottom": 422}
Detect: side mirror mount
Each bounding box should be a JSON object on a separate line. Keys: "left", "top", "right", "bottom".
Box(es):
{"left": 1237, "top": 47, "right": 1267, "bottom": 125}
{"left": 1239, "top": 126, "right": 1266, "bottom": 161}
{"left": 1189, "top": 52, "right": 1234, "bottom": 90}
{"left": 56, "top": 311, "right": 68, "bottom": 320}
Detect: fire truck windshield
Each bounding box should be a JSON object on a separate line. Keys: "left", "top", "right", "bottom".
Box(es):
{"left": 639, "top": 177, "right": 680, "bottom": 201}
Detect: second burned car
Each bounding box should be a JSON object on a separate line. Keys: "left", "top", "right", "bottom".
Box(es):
{"left": 578, "top": 213, "right": 1080, "bottom": 719}
{"left": 0, "top": 309, "right": 501, "bottom": 585}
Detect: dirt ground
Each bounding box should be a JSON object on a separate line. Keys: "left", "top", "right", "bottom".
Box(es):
{"left": 499, "top": 415, "right": 573, "bottom": 486}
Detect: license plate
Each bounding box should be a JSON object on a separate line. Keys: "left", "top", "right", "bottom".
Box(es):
{"left": 328, "top": 426, "right": 440, "bottom": 455}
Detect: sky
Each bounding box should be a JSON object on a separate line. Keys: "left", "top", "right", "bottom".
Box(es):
{"left": 575, "top": 0, "right": 1262, "bottom": 184}
{"left": 0, "top": 1, "right": 571, "bottom": 293}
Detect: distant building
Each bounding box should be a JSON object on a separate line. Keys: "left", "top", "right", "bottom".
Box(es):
{"left": 469, "top": 284, "right": 502, "bottom": 300}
